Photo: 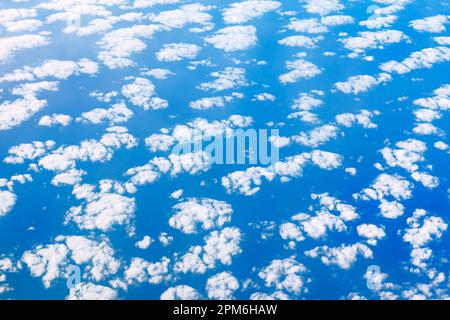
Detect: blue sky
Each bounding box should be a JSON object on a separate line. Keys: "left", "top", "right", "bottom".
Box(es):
{"left": 0, "top": 0, "right": 449, "bottom": 300}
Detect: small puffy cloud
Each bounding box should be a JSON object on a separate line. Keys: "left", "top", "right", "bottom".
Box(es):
{"left": 122, "top": 77, "right": 168, "bottom": 110}
{"left": 293, "top": 125, "right": 340, "bottom": 147}
{"left": 0, "top": 190, "right": 16, "bottom": 217}
{"left": 360, "top": 15, "right": 397, "bottom": 29}
{"left": 124, "top": 257, "right": 171, "bottom": 285}
{"left": 335, "top": 73, "right": 392, "bottom": 94}
{"left": 77, "top": 102, "right": 133, "bottom": 125}
{"left": 279, "top": 222, "right": 305, "bottom": 247}
{"left": 135, "top": 236, "right": 153, "bottom": 249}
{"left": 223, "top": 1, "right": 281, "bottom": 24}
{"left": 411, "top": 172, "right": 439, "bottom": 189}
{"left": 156, "top": 43, "right": 201, "bottom": 62}
{"left": 0, "top": 34, "right": 49, "bottom": 62}
{"left": 357, "top": 224, "right": 386, "bottom": 245}
{"left": 174, "top": 227, "right": 242, "bottom": 274}
{"left": 380, "top": 47, "right": 450, "bottom": 75}
{"left": 358, "top": 173, "right": 414, "bottom": 201}
{"left": 206, "top": 272, "right": 239, "bottom": 300}
{"left": 335, "top": 110, "right": 378, "bottom": 129}
{"left": 409, "top": 15, "right": 449, "bottom": 33}
{"left": 161, "top": 285, "right": 202, "bottom": 300}
{"left": 149, "top": 4, "right": 213, "bottom": 30}
{"left": 66, "top": 193, "right": 136, "bottom": 232}
{"left": 258, "top": 258, "right": 308, "bottom": 294}
{"left": 0, "top": 59, "right": 99, "bottom": 83}
{"left": 381, "top": 139, "right": 426, "bottom": 172}
{"left": 340, "top": 30, "right": 409, "bottom": 57}
{"left": 67, "top": 283, "right": 118, "bottom": 300}
{"left": 22, "top": 235, "right": 120, "bottom": 288}
{"left": 190, "top": 93, "right": 243, "bottom": 110}
{"left": 287, "top": 18, "right": 328, "bottom": 34}
{"left": 278, "top": 35, "right": 318, "bottom": 48}
{"left": 205, "top": 26, "right": 257, "bottom": 52}
{"left": 222, "top": 151, "right": 342, "bottom": 196}
{"left": 38, "top": 114, "right": 72, "bottom": 127}
{"left": 0, "top": 81, "right": 59, "bottom": 131}
{"left": 279, "top": 59, "right": 322, "bottom": 84}
{"left": 199, "top": 68, "right": 247, "bottom": 92}
{"left": 303, "top": 0, "right": 344, "bottom": 16}
{"left": 142, "top": 68, "right": 174, "bottom": 79}
{"left": 305, "top": 243, "right": 373, "bottom": 269}
{"left": 98, "top": 25, "right": 162, "bottom": 69}
{"left": 379, "top": 200, "right": 405, "bottom": 219}
{"left": 169, "top": 198, "right": 233, "bottom": 234}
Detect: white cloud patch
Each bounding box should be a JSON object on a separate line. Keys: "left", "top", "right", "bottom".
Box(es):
{"left": 156, "top": 43, "right": 201, "bottom": 62}
{"left": 223, "top": 1, "right": 281, "bottom": 24}
{"left": 279, "top": 59, "right": 322, "bottom": 84}
{"left": 169, "top": 198, "right": 233, "bottom": 234}
{"left": 380, "top": 47, "right": 450, "bottom": 74}
{"left": 305, "top": 243, "right": 373, "bottom": 269}
{"left": 205, "top": 26, "right": 257, "bottom": 52}
{"left": 122, "top": 77, "right": 168, "bottom": 110}
{"left": 206, "top": 272, "right": 239, "bottom": 300}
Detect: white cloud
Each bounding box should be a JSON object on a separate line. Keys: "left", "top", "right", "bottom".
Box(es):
{"left": 279, "top": 59, "right": 322, "bottom": 84}
{"left": 287, "top": 18, "right": 328, "bottom": 34}
{"left": 258, "top": 258, "right": 308, "bottom": 294}
{"left": 303, "top": 0, "right": 344, "bottom": 16}
{"left": 205, "top": 26, "right": 257, "bottom": 52}
{"left": 77, "top": 102, "right": 133, "bottom": 125}
{"left": 169, "top": 198, "right": 233, "bottom": 234}
{"left": 223, "top": 1, "right": 281, "bottom": 24}
{"left": 190, "top": 93, "right": 243, "bottom": 110}
{"left": 149, "top": 4, "right": 213, "bottom": 30}
{"left": 98, "top": 25, "right": 162, "bottom": 68}
{"left": 142, "top": 68, "right": 174, "bottom": 79}
{"left": 174, "top": 227, "right": 242, "bottom": 274}
{"left": 340, "top": 30, "right": 408, "bottom": 56}
{"left": 66, "top": 192, "right": 136, "bottom": 232}
{"left": 335, "top": 110, "right": 378, "bottom": 128}
{"left": 0, "top": 34, "right": 49, "bottom": 62}
{"left": 279, "top": 222, "right": 305, "bottom": 246}
{"left": 0, "top": 81, "right": 59, "bottom": 131}
{"left": 39, "top": 114, "right": 72, "bottom": 127}
{"left": 305, "top": 243, "right": 373, "bottom": 269}
{"left": 409, "top": 15, "right": 449, "bottom": 33}
{"left": 0, "top": 190, "right": 16, "bottom": 217}
{"left": 360, "top": 15, "right": 397, "bottom": 29}
{"left": 381, "top": 139, "right": 426, "bottom": 172}
{"left": 278, "top": 35, "right": 318, "bottom": 48}
{"left": 22, "top": 235, "right": 120, "bottom": 288}
{"left": 161, "top": 285, "right": 202, "bottom": 300}
{"left": 358, "top": 173, "right": 414, "bottom": 201}
{"left": 206, "top": 272, "right": 239, "bottom": 300}
{"left": 122, "top": 77, "right": 168, "bottom": 110}
{"left": 135, "top": 236, "right": 153, "bottom": 249}
{"left": 379, "top": 200, "right": 405, "bottom": 219}
{"left": 357, "top": 224, "right": 386, "bottom": 245}
{"left": 411, "top": 172, "right": 439, "bottom": 189}
{"left": 222, "top": 151, "right": 342, "bottom": 196}
{"left": 380, "top": 47, "right": 450, "bottom": 74}
{"left": 335, "top": 73, "right": 392, "bottom": 94}
{"left": 156, "top": 43, "right": 201, "bottom": 62}
{"left": 199, "top": 68, "right": 247, "bottom": 92}
{"left": 4, "top": 140, "right": 55, "bottom": 164}
{"left": 0, "top": 59, "right": 99, "bottom": 83}
{"left": 67, "top": 283, "right": 118, "bottom": 300}
{"left": 124, "top": 257, "right": 171, "bottom": 285}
